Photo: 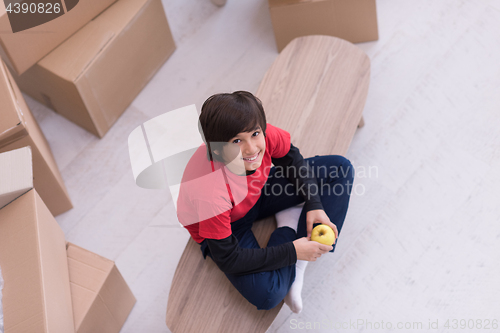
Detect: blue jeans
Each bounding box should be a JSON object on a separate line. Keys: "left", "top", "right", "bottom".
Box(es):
{"left": 200, "top": 155, "right": 354, "bottom": 310}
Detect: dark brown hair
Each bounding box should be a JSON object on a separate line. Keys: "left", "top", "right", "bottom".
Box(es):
{"left": 198, "top": 91, "right": 267, "bottom": 162}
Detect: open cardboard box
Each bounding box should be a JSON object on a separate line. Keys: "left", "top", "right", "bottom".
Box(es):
{"left": 269, "top": 0, "right": 379, "bottom": 52}
{"left": 11, "top": 0, "right": 176, "bottom": 138}
{"left": 0, "top": 147, "right": 136, "bottom": 332}
{"left": 0, "top": 0, "right": 117, "bottom": 75}
{"left": 66, "top": 242, "right": 136, "bottom": 333}
{"left": 0, "top": 147, "right": 74, "bottom": 333}
{"left": 0, "top": 58, "right": 72, "bottom": 216}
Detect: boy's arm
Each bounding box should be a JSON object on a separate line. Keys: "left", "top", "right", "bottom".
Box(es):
{"left": 271, "top": 143, "right": 324, "bottom": 213}
{"left": 206, "top": 234, "right": 297, "bottom": 275}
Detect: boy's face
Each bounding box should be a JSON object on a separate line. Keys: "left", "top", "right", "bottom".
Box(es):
{"left": 214, "top": 126, "right": 266, "bottom": 174}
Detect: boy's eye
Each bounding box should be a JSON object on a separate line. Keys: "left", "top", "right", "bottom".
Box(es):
{"left": 231, "top": 131, "right": 259, "bottom": 144}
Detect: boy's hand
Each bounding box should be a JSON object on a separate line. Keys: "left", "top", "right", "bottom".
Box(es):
{"left": 306, "top": 209, "right": 338, "bottom": 240}
{"left": 293, "top": 237, "right": 333, "bottom": 261}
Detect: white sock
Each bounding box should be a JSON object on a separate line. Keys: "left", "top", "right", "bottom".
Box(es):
{"left": 275, "top": 203, "right": 304, "bottom": 232}
{"left": 285, "top": 259, "right": 308, "bottom": 313}
{"left": 276, "top": 204, "right": 307, "bottom": 313}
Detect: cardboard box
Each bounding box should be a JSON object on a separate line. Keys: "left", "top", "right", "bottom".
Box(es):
{"left": 67, "top": 242, "right": 136, "bottom": 333}
{"left": 0, "top": 59, "right": 72, "bottom": 216}
{"left": 0, "top": 189, "right": 75, "bottom": 333}
{"left": 11, "top": 0, "right": 176, "bottom": 138}
{"left": 0, "top": 0, "right": 117, "bottom": 75}
{"left": 0, "top": 146, "right": 33, "bottom": 210}
{"left": 269, "top": 0, "right": 379, "bottom": 52}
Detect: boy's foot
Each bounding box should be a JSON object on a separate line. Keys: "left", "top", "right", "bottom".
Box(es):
{"left": 275, "top": 203, "right": 304, "bottom": 232}
{"left": 284, "top": 259, "right": 308, "bottom": 313}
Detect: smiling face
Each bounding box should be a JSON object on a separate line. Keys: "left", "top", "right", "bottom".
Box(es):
{"left": 199, "top": 91, "right": 268, "bottom": 173}
{"left": 214, "top": 126, "right": 266, "bottom": 174}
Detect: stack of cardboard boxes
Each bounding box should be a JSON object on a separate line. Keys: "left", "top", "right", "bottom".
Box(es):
{"left": 1, "top": 0, "right": 176, "bottom": 137}
{"left": 0, "top": 0, "right": 175, "bottom": 330}
{"left": 0, "top": 147, "right": 136, "bottom": 333}
{"left": 0, "top": 59, "right": 72, "bottom": 216}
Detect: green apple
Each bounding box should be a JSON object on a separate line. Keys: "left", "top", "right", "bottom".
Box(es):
{"left": 311, "top": 224, "right": 336, "bottom": 246}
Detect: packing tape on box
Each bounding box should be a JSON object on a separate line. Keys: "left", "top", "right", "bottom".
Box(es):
{"left": 0, "top": 264, "right": 4, "bottom": 333}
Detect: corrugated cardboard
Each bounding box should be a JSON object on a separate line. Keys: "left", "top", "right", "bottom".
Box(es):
{"left": 11, "top": 0, "right": 176, "bottom": 138}
{"left": 0, "top": 58, "right": 72, "bottom": 216}
{"left": 0, "top": 189, "right": 75, "bottom": 333}
{"left": 0, "top": 146, "right": 33, "bottom": 210}
{"left": 269, "top": 0, "right": 379, "bottom": 52}
{"left": 66, "top": 242, "right": 136, "bottom": 333}
{"left": 0, "top": 0, "right": 117, "bottom": 75}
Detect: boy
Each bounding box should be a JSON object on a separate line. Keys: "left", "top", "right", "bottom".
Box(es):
{"left": 176, "top": 91, "right": 354, "bottom": 313}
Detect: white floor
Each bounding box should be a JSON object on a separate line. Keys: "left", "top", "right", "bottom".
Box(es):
{"left": 25, "top": 0, "right": 500, "bottom": 332}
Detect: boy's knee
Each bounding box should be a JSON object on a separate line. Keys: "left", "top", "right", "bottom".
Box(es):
{"left": 256, "top": 289, "right": 288, "bottom": 310}
{"left": 323, "top": 155, "right": 354, "bottom": 181}
{"left": 340, "top": 157, "right": 354, "bottom": 181}
{"left": 250, "top": 270, "right": 293, "bottom": 310}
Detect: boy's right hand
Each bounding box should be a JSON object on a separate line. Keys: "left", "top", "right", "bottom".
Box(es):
{"left": 292, "top": 237, "right": 333, "bottom": 261}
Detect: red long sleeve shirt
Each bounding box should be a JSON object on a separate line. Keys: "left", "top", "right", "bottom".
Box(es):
{"left": 177, "top": 123, "right": 323, "bottom": 275}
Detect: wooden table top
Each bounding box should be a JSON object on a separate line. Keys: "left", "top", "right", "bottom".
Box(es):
{"left": 166, "top": 35, "right": 370, "bottom": 333}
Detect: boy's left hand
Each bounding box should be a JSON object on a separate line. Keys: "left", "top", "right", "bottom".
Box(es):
{"left": 306, "top": 209, "right": 338, "bottom": 240}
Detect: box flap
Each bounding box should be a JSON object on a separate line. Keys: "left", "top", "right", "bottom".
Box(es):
{"left": 67, "top": 243, "right": 114, "bottom": 273}
{"left": 39, "top": 0, "right": 149, "bottom": 82}
{"left": 100, "top": 266, "right": 136, "bottom": 327}
{"left": 66, "top": 242, "right": 135, "bottom": 332}
{"left": 66, "top": 243, "right": 113, "bottom": 329}
{"left": 0, "top": 60, "right": 25, "bottom": 146}
{"left": 34, "top": 190, "right": 75, "bottom": 332}
{"left": 0, "top": 146, "right": 33, "bottom": 210}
